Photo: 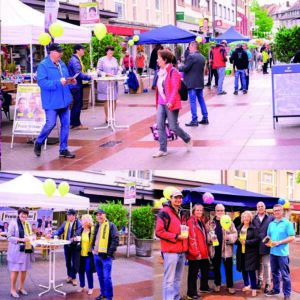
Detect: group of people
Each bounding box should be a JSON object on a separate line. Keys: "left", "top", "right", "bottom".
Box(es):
{"left": 7, "top": 207, "right": 119, "bottom": 300}
{"left": 121, "top": 50, "right": 146, "bottom": 75}
{"left": 156, "top": 189, "right": 295, "bottom": 300}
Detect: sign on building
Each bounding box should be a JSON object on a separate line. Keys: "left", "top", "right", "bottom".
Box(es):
{"left": 79, "top": 2, "right": 100, "bottom": 27}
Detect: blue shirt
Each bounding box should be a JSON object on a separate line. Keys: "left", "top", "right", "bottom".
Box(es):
{"left": 245, "top": 49, "right": 252, "bottom": 69}
{"left": 267, "top": 218, "right": 295, "bottom": 256}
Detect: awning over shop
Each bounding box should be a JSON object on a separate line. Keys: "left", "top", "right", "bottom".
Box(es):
{"left": 136, "top": 25, "right": 197, "bottom": 44}
{"left": 182, "top": 184, "right": 279, "bottom": 211}
{"left": 106, "top": 25, "right": 149, "bottom": 36}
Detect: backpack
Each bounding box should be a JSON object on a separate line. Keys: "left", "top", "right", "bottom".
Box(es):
{"left": 170, "top": 68, "right": 188, "bottom": 101}
{"left": 127, "top": 70, "right": 139, "bottom": 91}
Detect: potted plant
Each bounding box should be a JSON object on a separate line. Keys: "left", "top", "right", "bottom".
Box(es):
{"left": 131, "top": 205, "right": 155, "bottom": 257}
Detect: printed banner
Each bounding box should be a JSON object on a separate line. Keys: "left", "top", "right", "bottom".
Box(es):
{"left": 45, "top": 0, "right": 60, "bottom": 31}
{"left": 2, "top": 211, "right": 37, "bottom": 222}
{"left": 124, "top": 182, "right": 136, "bottom": 205}
{"left": 12, "top": 84, "right": 45, "bottom": 135}
{"left": 80, "top": 2, "right": 100, "bottom": 27}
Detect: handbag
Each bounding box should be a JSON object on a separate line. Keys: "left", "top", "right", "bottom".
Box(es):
{"left": 150, "top": 121, "right": 178, "bottom": 141}
{"left": 170, "top": 68, "right": 188, "bottom": 101}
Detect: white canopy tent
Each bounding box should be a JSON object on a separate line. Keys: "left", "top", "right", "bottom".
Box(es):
{"left": 0, "top": 173, "right": 90, "bottom": 211}
{"left": 1, "top": 0, "right": 91, "bottom": 44}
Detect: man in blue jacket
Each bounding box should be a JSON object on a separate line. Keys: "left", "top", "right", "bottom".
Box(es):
{"left": 68, "top": 44, "right": 91, "bottom": 130}
{"left": 34, "top": 43, "right": 76, "bottom": 158}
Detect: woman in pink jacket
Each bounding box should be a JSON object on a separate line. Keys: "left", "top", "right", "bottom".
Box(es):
{"left": 153, "top": 49, "right": 192, "bottom": 158}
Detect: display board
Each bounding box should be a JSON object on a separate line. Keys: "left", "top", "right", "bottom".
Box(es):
{"left": 11, "top": 84, "right": 45, "bottom": 147}
{"left": 272, "top": 64, "right": 300, "bottom": 128}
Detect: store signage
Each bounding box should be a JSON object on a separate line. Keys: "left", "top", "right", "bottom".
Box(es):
{"left": 12, "top": 84, "right": 45, "bottom": 136}
{"left": 124, "top": 182, "right": 136, "bottom": 205}
{"left": 215, "top": 20, "right": 223, "bottom": 27}
{"left": 176, "top": 12, "right": 185, "bottom": 21}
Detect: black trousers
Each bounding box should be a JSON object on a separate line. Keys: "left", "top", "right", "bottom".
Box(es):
{"left": 187, "top": 259, "right": 210, "bottom": 297}
{"left": 263, "top": 63, "right": 268, "bottom": 74}
{"left": 212, "top": 255, "right": 233, "bottom": 288}
{"left": 207, "top": 66, "right": 218, "bottom": 85}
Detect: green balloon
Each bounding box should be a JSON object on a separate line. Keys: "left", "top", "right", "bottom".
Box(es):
{"left": 43, "top": 179, "right": 56, "bottom": 197}
{"left": 58, "top": 181, "right": 70, "bottom": 197}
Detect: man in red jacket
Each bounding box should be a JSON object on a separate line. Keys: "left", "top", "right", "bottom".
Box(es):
{"left": 156, "top": 189, "right": 188, "bottom": 300}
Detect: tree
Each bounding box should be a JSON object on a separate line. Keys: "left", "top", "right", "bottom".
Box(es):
{"left": 250, "top": 0, "right": 273, "bottom": 38}
{"left": 274, "top": 26, "right": 300, "bottom": 63}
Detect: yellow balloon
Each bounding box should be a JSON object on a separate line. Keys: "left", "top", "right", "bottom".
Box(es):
{"left": 58, "top": 181, "right": 70, "bottom": 197}
{"left": 196, "top": 36, "right": 202, "bottom": 43}
{"left": 49, "top": 22, "right": 64, "bottom": 38}
{"left": 163, "top": 186, "right": 177, "bottom": 200}
{"left": 283, "top": 200, "right": 290, "bottom": 209}
{"left": 94, "top": 23, "right": 107, "bottom": 40}
{"left": 220, "top": 215, "right": 232, "bottom": 231}
{"left": 128, "top": 39, "right": 134, "bottom": 46}
{"left": 38, "top": 33, "right": 51, "bottom": 46}
{"left": 133, "top": 35, "right": 139, "bottom": 42}
{"left": 43, "top": 179, "right": 56, "bottom": 197}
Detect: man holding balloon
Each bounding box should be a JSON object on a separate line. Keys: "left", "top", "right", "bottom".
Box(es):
{"left": 206, "top": 204, "right": 237, "bottom": 295}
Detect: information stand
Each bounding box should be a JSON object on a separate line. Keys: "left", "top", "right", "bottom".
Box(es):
{"left": 272, "top": 64, "right": 300, "bottom": 128}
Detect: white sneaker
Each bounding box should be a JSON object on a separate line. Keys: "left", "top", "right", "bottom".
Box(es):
{"left": 152, "top": 151, "right": 168, "bottom": 158}
{"left": 88, "top": 289, "right": 93, "bottom": 295}
{"left": 215, "top": 285, "right": 221, "bottom": 292}
{"left": 242, "top": 286, "right": 251, "bottom": 292}
{"left": 186, "top": 137, "right": 193, "bottom": 151}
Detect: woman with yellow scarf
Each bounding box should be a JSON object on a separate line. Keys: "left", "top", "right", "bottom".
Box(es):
{"left": 7, "top": 207, "right": 34, "bottom": 298}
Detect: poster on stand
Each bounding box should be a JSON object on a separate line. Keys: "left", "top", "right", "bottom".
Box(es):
{"left": 45, "top": 0, "right": 59, "bottom": 31}
{"left": 12, "top": 84, "right": 45, "bottom": 136}
{"left": 79, "top": 2, "right": 100, "bottom": 27}
{"left": 124, "top": 182, "right": 136, "bottom": 205}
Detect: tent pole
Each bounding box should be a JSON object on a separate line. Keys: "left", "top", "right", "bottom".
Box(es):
{"left": 30, "top": 43, "right": 33, "bottom": 83}
{"left": 89, "top": 41, "right": 93, "bottom": 69}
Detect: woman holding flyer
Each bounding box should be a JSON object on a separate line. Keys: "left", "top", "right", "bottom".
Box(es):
{"left": 186, "top": 204, "right": 212, "bottom": 299}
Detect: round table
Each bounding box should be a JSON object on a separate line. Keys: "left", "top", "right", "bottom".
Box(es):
{"left": 92, "top": 76, "right": 129, "bottom": 132}
{"left": 32, "top": 239, "right": 71, "bottom": 297}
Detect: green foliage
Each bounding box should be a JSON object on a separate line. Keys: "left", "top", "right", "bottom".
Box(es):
{"left": 91, "top": 34, "right": 123, "bottom": 66}
{"left": 96, "top": 201, "right": 128, "bottom": 231}
{"left": 131, "top": 205, "right": 155, "bottom": 240}
{"left": 274, "top": 26, "right": 300, "bottom": 63}
{"left": 60, "top": 33, "right": 122, "bottom": 71}
{"left": 296, "top": 171, "right": 300, "bottom": 184}
{"left": 198, "top": 42, "right": 215, "bottom": 61}
{"left": 250, "top": 0, "right": 273, "bottom": 38}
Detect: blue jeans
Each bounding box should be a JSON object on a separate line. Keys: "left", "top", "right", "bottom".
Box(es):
{"left": 270, "top": 254, "right": 291, "bottom": 296}
{"left": 241, "top": 254, "right": 257, "bottom": 289}
{"left": 152, "top": 68, "right": 158, "bottom": 87}
{"left": 162, "top": 253, "right": 185, "bottom": 300}
{"left": 70, "top": 87, "right": 83, "bottom": 127}
{"left": 157, "top": 104, "right": 191, "bottom": 152}
{"left": 64, "top": 245, "right": 79, "bottom": 280}
{"left": 36, "top": 106, "right": 70, "bottom": 151}
{"left": 240, "top": 69, "right": 249, "bottom": 90}
{"left": 188, "top": 89, "right": 208, "bottom": 123}
{"left": 235, "top": 70, "right": 246, "bottom": 91}
{"left": 94, "top": 255, "right": 113, "bottom": 299}
{"left": 79, "top": 255, "right": 94, "bottom": 289}
{"left": 217, "top": 67, "right": 226, "bottom": 93}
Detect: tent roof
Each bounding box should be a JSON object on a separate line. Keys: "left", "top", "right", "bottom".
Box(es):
{"left": 136, "top": 25, "right": 196, "bottom": 44}
{"left": 213, "top": 26, "right": 250, "bottom": 43}
{"left": 1, "top": 0, "right": 91, "bottom": 45}
{"left": 182, "top": 184, "right": 279, "bottom": 211}
{"left": 0, "top": 173, "right": 90, "bottom": 210}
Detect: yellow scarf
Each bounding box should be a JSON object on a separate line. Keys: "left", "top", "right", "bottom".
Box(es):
{"left": 98, "top": 220, "right": 110, "bottom": 253}
{"left": 64, "top": 221, "right": 70, "bottom": 240}
{"left": 76, "top": 54, "right": 85, "bottom": 73}
{"left": 24, "top": 221, "right": 32, "bottom": 251}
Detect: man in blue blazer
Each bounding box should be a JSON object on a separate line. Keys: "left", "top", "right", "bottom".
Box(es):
{"left": 34, "top": 43, "right": 76, "bottom": 158}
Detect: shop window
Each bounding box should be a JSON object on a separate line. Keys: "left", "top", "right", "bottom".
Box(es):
{"left": 192, "top": 0, "right": 201, "bottom": 9}
{"left": 228, "top": 8, "right": 230, "bottom": 20}
{"left": 219, "top": 4, "right": 222, "bottom": 18}
{"left": 128, "top": 170, "right": 152, "bottom": 181}
{"left": 232, "top": 10, "right": 234, "bottom": 21}
{"left": 234, "top": 171, "right": 247, "bottom": 190}
{"left": 224, "top": 6, "right": 226, "bottom": 19}
{"left": 215, "top": 2, "right": 218, "bottom": 16}
{"left": 155, "top": 0, "right": 160, "bottom": 10}
{"left": 287, "top": 172, "right": 294, "bottom": 201}
{"left": 115, "top": 0, "right": 125, "bottom": 19}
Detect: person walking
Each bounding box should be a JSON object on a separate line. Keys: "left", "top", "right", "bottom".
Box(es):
{"left": 153, "top": 49, "right": 192, "bottom": 158}
{"left": 149, "top": 44, "right": 162, "bottom": 89}
{"left": 206, "top": 204, "right": 237, "bottom": 295}
{"left": 77, "top": 214, "right": 95, "bottom": 295}
{"left": 7, "top": 208, "right": 34, "bottom": 298}
{"left": 156, "top": 189, "right": 188, "bottom": 300}
{"left": 52, "top": 209, "right": 82, "bottom": 286}
{"left": 212, "top": 40, "right": 228, "bottom": 95}
{"left": 291, "top": 49, "right": 300, "bottom": 63}
{"left": 235, "top": 211, "right": 260, "bottom": 297}
{"left": 252, "top": 202, "right": 274, "bottom": 294}
{"left": 262, "top": 48, "right": 269, "bottom": 74}
{"left": 34, "top": 43, "right": 76, "bottom": 158}
{"left": 92, "top": 209, "right": 119, "bottom": 300}
{"left": 205, "top": 44, "right": 218, "bottom": 88}
{"left": 179, "top": 41, "right": 208, "bottom": 126}
{"left": 265, "top": 204, "right": 295, "bottom": 300}
{"left": 242, "top": 44, "right": 252, "bottom": 91}
{"left": 187, "top": 204, "right": 212, "bottom": 300}
{"left": 68, "top": 44, "right": 91, "bottom": 130}
{"left": 121, "top": 51, "right": 134, "bottom": 71}
{"left": 136, "top": 51, "right": 145, "bottom": 76}
{"left": 229, "top": 44, "right": 249, "bottom": 95}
